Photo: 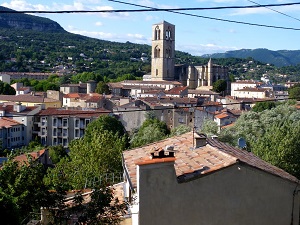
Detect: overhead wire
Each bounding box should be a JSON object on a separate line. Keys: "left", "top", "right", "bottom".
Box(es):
{"left": 1, "top": 2, "right": 300, "bottom": 13}
{"left": 108, "top": 0, "right": 300, "bottom": 31}
{"left": 246, "top": 0, "right": 300, "bottom": 22}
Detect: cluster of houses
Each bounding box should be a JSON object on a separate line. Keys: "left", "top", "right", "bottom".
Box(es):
{"left": 1, "top": 20, "right": 300, "bottom": 225}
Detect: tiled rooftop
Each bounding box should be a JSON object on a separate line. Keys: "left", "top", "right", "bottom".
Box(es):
{"left": 123, "top": 132, "right": 298, "bottom": 188}
{"left": 13, "top": 149, "right": 46, "bottom": 164}
{"left": 0, "top": 94, "right": 59, "bottom": 103}
{"left": 165, "top": 86, "right": 188, "bottom": 95}
{"left": 38, "top": 107, "right": 110, "bottom": 117}
{"left": 0, "top": 117, "right": 22, "bottom": 128}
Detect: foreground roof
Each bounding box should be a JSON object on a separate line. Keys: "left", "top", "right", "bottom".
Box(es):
{"left": 123, "top": 132, "right": 298, "bottom": 188}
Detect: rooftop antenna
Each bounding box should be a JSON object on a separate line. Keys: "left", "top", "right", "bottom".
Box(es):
{"left": 238, "top": 137, "right": 247, "bottom": 150}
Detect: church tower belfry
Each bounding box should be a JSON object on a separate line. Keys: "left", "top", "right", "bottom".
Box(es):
{"left": 151, "top": 21, "right": 175, "bottom": 81}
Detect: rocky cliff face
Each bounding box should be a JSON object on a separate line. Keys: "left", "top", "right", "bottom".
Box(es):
{"left": 0, "top": 6, "right": 66, "bottom": 33}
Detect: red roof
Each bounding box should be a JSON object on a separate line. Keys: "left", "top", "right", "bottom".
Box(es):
{"left": 13, "top": 149, "right": 46, "bottom": 165}
{"left": 0, "top": 117, "right": 21, "bottom": 128}
{"left": 165, "top": 86, "right": 188, "bottom": 95}
{"left": 123, "top": 132, "right": 298, "bottom": 188}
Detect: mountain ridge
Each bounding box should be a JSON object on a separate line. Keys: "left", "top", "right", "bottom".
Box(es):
{"left": 0, "top": 6, "right": 65, "bottom": 33}
{"left": 201, "top": 48, "right": 300, "bottom": 67}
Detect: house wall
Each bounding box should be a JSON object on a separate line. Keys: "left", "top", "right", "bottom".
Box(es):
{"left": 117, "top": 111, "right": 146, "bottom": 132}
{"left": 137, "top": 162, "right": 299, "bottom": 225}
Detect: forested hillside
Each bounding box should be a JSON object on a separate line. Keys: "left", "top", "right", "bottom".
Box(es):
{"left": 0, "top": 5, "right": 300, "bottom": 83}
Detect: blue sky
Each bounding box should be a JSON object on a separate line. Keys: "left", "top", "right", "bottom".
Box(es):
{"left": 1, "top": 0, "right": 300, "bottom": 55}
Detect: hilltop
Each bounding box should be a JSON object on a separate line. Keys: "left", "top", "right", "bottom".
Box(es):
{"left": 202, "top": 49, "right": 300, "bottom": 67}
{"left": 0, "top": 6, "right": 300, "bottom": 83}
{"left": 0, "top": 6, "right": 65, "bottom": 33}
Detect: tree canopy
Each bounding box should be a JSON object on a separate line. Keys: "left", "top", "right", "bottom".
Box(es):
{"left": 219, "top": 102, "right": 300, "bottom": 178}
{"left": 288, "top": 86, "right": 300, "bottom": 100}
{"left": 212, "top": 79, "right": 227, "bottom": 93}
{"left": 0, "top": 80, "right": 15, "bottom": 95}
{"left": 130, "top": 118, "right": 169, "bottom": 148}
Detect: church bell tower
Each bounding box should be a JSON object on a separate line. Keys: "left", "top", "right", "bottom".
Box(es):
{"left": 151, "top": 21, "right": 175, "bottom": 81}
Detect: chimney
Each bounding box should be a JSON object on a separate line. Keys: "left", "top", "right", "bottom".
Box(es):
{"left": 194, "top": 132, "right": 207, "bottom": 148}
{"left": 14, "top": 102, "right": 23, "bottom": 113}
{"left": 150, "top": 146, "right": 176, "bottom": 159}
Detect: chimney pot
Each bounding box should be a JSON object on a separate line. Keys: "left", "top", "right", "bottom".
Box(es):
{"left": 194, "top": 132, "right": 207, "bottom": 148}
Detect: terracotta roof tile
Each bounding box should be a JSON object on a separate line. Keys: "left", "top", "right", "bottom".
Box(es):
{"left": 0, "top": 117, "right": 22, "bottom": 128}
{"left": 13, "top": 149, "right": 46, "bottom": 164}
{"left": 37, "top": 107, "right": 110, "bottom": 118}
{"left": 123, "top": 132, "right": 298, "bottom": 188}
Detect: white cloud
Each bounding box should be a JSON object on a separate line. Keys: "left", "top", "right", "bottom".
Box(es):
{"left": 95, "top": 21, "right": 103, "bottom": 26}
{"left": 1, "top": 0, "right": 130, "bottom": 19}
{"left": 177, "top": 43, "right": 238, "bottom": 56}
{"left": 66, "top": 26, "right": 149, "bottom": 44}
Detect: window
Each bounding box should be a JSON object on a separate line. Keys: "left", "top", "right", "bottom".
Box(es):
{"left": 165, "top": 28, "right": 171, "bottom": 39}
{"left": 154, "top": 46, "right": 160, "bottom": 58}
{"left": 178, "top": 118, "right": 184, "bottom": 123}
{"left": 62, "top": 118, "right": 68, "bottom": 127}
{"left": 156, "top": 69, "right": 158, "bottom": 76}
{"left": 53, "top": 118, "right": 57, "bottom": 126}
{"left": 75, "top": 119, "right": 79, "bottom": 128}
{"left": 154, "top": 26, "right": 160, "bottom": 40}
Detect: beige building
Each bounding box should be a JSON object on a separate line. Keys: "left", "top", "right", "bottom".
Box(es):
{"left": 0, "top": 117, "right": 25, "bottom": 149}
{"left": 149, "top": 21, "right": 229, "bottom": 91}
{"left": 0, "top": 94, "right": 61, "bottom": 109}
{"left": 233, "top": 87, "right": 272, "bottom": 99}
{"left": 122, "top": 132, "right": 300, "bottom": 225}
{"left": 35, "top": 108, "right": 110, "bottom": 147}
{"left": 151, "top": 21, "right": 175, "bottom": 81}
{"left": 62, "top": 93, "right": 105, "bottom": 108}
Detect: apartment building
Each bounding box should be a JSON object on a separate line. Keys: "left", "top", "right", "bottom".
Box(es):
{"left": 35, "top": 108, "right": 110, "bottom": 147}
{"left": 0, "top": 117, "right": 25, "bottom": 149}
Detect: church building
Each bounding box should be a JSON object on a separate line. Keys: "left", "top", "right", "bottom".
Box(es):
{"left": 147, "top": 21, "right": 229, "bottom": 91}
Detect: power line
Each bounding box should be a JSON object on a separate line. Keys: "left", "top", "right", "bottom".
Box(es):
{"left": 108, "top": 0, "right": 300, "bottom": 31}
{"left": 1, "top": 2, "right": 300, "bottom": 13}
{"left": 246, "top": 0, "right": 300, "bottom": 22}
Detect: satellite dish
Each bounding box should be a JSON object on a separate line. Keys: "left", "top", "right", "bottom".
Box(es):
{"left": 238, "top": 138, "right": 247, "bottom": 149}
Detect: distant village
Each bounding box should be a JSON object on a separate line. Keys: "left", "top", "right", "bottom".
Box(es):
{"left": 1, "top": 21, "right": 300, "bottom": 225}
{"left": 0, "top": 21, "right": 294, "bottom": 151}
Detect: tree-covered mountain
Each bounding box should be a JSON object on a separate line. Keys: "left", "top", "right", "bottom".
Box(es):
{"left": 202, "top": 48, "right": 300, "bottom": 67}
{"left": 0, "top": 5, "right": 300, "bottom": 83}
{"left": 0, "top": 6, "right": 65, "bottom": 32}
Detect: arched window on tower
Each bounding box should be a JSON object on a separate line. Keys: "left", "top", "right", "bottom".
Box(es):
{"left": 154, "top": 46, "right": 160, "bottom": 58}
{"left": 166, "top": 27, "right": 171, "bottom": 40}
{"left": 155, "top": 26, "right": 160, "bottom": 40}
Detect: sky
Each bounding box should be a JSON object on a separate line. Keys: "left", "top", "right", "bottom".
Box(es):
{"left": 1, "top": 0, "right": 300, "bottom": 56}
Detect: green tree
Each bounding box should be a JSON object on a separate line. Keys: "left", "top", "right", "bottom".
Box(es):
{"left": 0, "top": 81, "right": 16, "bottom": 95}
{"left": 85, "top": 115, "right": 126, "bottom": 140}
{"left": 219, "top": 102, "right": 300, "bottom": 178}
{"left": 288, "top": 86, "right": 300, "bottom": 100}
{"left": 46, "top": 130, "right": 127, "bottom": 189}
{"left": 212, "top": 79, "right": 227, "bottom": 93}
{"left": 130, "top": 118, "right": 169, "bottom": 148}
{"left": 48, "top": 145, "right": 68, "bottom": 164}
{"left": 170, "top": 125, "right": 191, "bottom": 137}
{"left": 252, "top": 101, "right": 277, "bottom": 112}
{"left": 201, "top": 119, "right": 218, "bottom": 136}
{"left": 95, "top": 81, "right": 110, "bottom": 94}
{"left": 0, "top": 159, "right": 59, "bottom": 223}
